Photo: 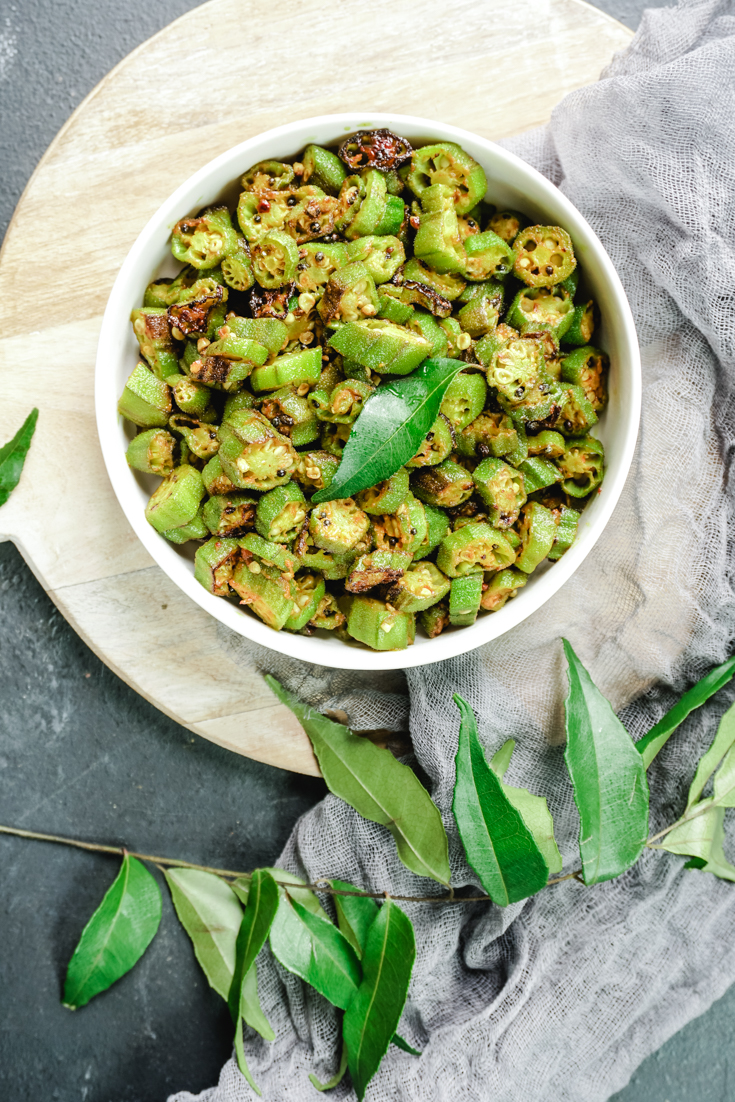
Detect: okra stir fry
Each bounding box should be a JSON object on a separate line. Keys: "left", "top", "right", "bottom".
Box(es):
{"left": 119, "top": 129, "right": 608, "bottom": 651}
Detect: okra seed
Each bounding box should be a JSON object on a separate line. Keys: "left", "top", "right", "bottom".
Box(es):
{"left": 285, "top": 313, "right": 296, "bottom": 325}
{"left": 518, "top": 257, "right": 531, "bottom": 268}
{"left": 287, "top": 196, "right": 297, "bottom": 206}
{"left": 276, "top": 469, "right": 285, "bottom": 477}
{"left": 248, "top": 561, "right": 261, "bottom": 574}
{"left": 197, "top": 337, "right": 210, "bottom": 352}
{"left": 457, "top": 333, "right": 471, "bottom": 350}
{"left": 380, "top": 622, "right": 393, "bottom": 632}
{"left": 361, "top": 304, "right": 377, "bottom": 316}
{"left": 172, "top": 326, "right": 185, "bottom": 341}
{"left": 298, "top": 292, "right": 316, "bottom": 311}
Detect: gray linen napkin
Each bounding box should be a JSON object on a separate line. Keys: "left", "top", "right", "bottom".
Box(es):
{"left": 170, "top": 2, "right": 735, "bottom": 1097}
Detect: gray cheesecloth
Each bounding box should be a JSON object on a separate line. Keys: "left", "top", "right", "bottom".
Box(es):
{"left": 171, "top": 2, "right": 735, "bottom": 1098}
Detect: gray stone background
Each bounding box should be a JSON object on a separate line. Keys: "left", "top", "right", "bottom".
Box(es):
{"left": 1, "top": 1, "right": 731, "bottom": 1100}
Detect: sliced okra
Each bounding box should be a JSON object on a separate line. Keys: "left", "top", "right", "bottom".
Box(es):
{"left": 472, "top": 458, "right": 527, "bottom": 528}
{"left": 515, "top": 502, "right": 556, "bottom": 573}
{"left": 217, "top": 409, "right": 298, "bottom": 491}
{"left": 255, "top": 482, "right": 308, "bottom": 542}
{"left": 189, "top": 354, "right": 260, "bottom": 392}
{"left": 512, "top": 225, "right": 577, "bottom": 288}
{"left": 169, "top": 375, "right": 213, "bottom": 418}
{"left": 345, "top": 235, "right": 405, "bottom": 284}
{"left": 406, "top": 416, "right": 453, "bottom": 468}
{"left": 449, "top": 574, "right": 483, "bottom": 626}
{"left": 517, "top": 456, "right": 562, "bottom": 495}
{"left": 261, "top": 385, "right": 319, "bottom": 444}
{"left": 561, "top": 300, "right": 598, "bottom": 348}
{"left": 338, "top": 130, "right": 413, "bottom": 172}
{"left": 526, "top": 430, "right": 566, "bottom": 459}
{"left": 336, "top": 170, "right": 391, "bottom": 239}
{"left": 224, "top": 315, "right": 289, "bottom": 356}
{"left": 401, "top": 258, "right": 466, "bottom": 301}
{"left": 480, "top": 567, "right": 527, "bottom": 611}
{"left": 145, "top": 465, "right": 205, "bottom": 533}
{"left": 317, "top": 262, "right": 379, "bottom": 327}
{"left": 130, "top": 308, "right": 180, "bottom": 379}
{"left": 419, "top": 600, "right": 450, "bottom": 638}
{"left": 487, "top": 210, "right": 528, "bottom": 244}
{"left": 328, "top": 319, "right": 431, "bottom": 375}
{"left": 295, "top": 242, "right": 349, "bottom": 296}
{"left": 372, "top": 493, "right": 427, "bottom": 556}
{"left": 194, "top": 536, "right": 240, "bottom": 596}
{"left": 297, "top": 546, "right": 355, "bottom": 580}
{"left": 201, "top": 453, "right": 236, "bottom": 495}
{"left": 237, "top": 185, "right": 337, "bottom": 245}
{"left": 301, "top": 144, "right": 348, "bottom": 193}
{"left": 161, "top": 508, "right": 209, "bottom": 543}
{"left": 168, "top": 280, "right": 227, "bottom": 338}
{"left": 412, "top": 502, "right": 451, "bottom": 560}
{"left": 557, "top": 436, "right": 604, "bottom": 497}
{"left": 252, "top": 229, "right": 300, "bottom": 289}
{"left": 316, "top": 379, "right": 375, "bottom": 424}
{"left": 168, "top": 413, "right": 220, "bottom": 460}
{"left": 560, "top": 346, "right": 608, "bottom": 412}
{"left": 413, "top": 183, "right": 466, "bottom": 274}
{"left": 411, "top": 458, "right": 474, "bottom": 508}
{"left": 455, "top": 411, "right": 518, "bottom": 461}
{"left": 250, "top": 346, "right": 322, "bottom": 393}
{"left": 463, "top": 230, "right": 514, "bottom": 282}
{"left": 388, "top": 561, "right": 450, "bottom": 613}
{"left": 407, "top": 309, "right": 448, "bottom": 357}
{"left": 436, "top": 521, "right": 516, "bottom": 577}
{"left": 438, "top": 316, "right": 468, "bottom": 358}
{"left": 241, "top": 160, "right": 295, "bottom": 192}
{"left": 403, "top": 142, "right": 487, "bottom": 215}
{"left": 380, "top": 279, "right": 452, "bottom": 318}
{"left": 547, "top": 505, "right": 580, "bottom": 560}
{"left": 221, "top": 240, "right": 255, "bottom": 292}
{"left": 293, "top": 450, "right": 340, "bottom": 493}
{"left": 346, "top": 596, "right": 415, "bottom": 652}
{"left": 308, "top": 592, "right": 346, "bottom": 631}
{"left": 143, "top": 267, "right": 194, "bottom": 308}
{"left": 474, "top": 322, "right": 519, "bottom": 367}
{"left": 126, "top": 428, "right": 178, "bottom": 476}
{"left": 239, "top": 532, "right": 299, "bottom": 575}
{"left": 506, "top": 286, "right": 574, "bottom": 342}
{"left": 320, "top": 421, "right": 352, "bottom": 457}
{"left": 284, "top": 572, "right": 326, "bottom": 632}
{"left": 203, "top": 493, "right": 257, "bottom": 538}
{"left": 356, "top": 468, "right": 409, "bottom": 515}
{"left": 171, "top": 206, "right": 239, "bottom": 270}
{"left": 230, "top": 561, "right": 295, "bottom": 631}
{"left": 345, "top": 550, "right": 413, "bottom": 593}
{"left": 309, "top": 498, "right": 370, "bottom": 555}
{"left": 457, "top": 281, "right": 504, "bottom": 337}
{"left": 488, "top": 338, "right": 556, "bottom": 422}
{"left": 118, "top": 363, "right": 172, "bottom": 428}
{"left": 376, "top": 292, "right": 415, "bottom": 325}
{"left": 223, "top": 391, "right": 258, "bottom": 423}
{"left": 440, "top": 372, "right": 487, "bottom": 429}
{"left": 551, "top": 384, "right": 599, "bottom": 437}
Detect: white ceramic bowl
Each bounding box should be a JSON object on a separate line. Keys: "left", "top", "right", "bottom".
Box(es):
{"left": 96, "top": 112, "right": 640, "bottom": 671}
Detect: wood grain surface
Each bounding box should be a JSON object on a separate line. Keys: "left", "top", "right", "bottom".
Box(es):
{"left": 0, "top": 0, "right": 632, "bottom": 776}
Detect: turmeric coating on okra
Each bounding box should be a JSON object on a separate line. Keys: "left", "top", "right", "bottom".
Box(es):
{"left": 119, "top": 129, "right": 610, "bottom": 651}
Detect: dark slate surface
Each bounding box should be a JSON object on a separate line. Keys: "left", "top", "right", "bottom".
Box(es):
{"left": 1, "top": 1, "right": 728, "bottom": 1100}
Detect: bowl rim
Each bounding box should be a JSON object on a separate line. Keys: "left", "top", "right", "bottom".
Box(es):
{"left": 95, "top": 111, "right": 641, "bottom": 671}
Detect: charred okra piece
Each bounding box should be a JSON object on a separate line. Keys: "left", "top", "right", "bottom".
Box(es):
{"left": 118, "top": 363, "right": 172, "bottom": 428}
{"left": 169, "top": 414, "right": 220, "bottom": 460}
{"left": 171, "top": 206, "right": 239, "bottom": 270}
{"left": 463, "top": 231, "right": 514, "bottom": 282}
{"left": 285, "top": 572, "right": 326, "bottom": 632}
{"left": 506, "top": 286, "right": 574, "bottom": 342}
{"left": 328, "top": 319, "right": 431, "bottom": 375}
{"left": 402, "top": 142, "right": 487, "bottom": 215}
{"left": 217, "top": 409, "right": 298, "bottom": 491}
{"left": 309, "top": 498, "right": 371, "bottom": 555}
{"left": 126, "top": 428, "right": 178, "bottom": 475}
{"left": 515, "top": 502, "right": 557, "bottom": 573}
{"left": 388, "top": 561, "right": 450, "bottom": 613}
{"left": 345, "top": 550, "right": 413, "bottom": 593}
{"left": 480, "top": 567, "right": 527, "bottom": 611}
{"left": 402, "top": 258, "right": 467, "bottom": 301}
{"left": 317, "top": 262, "right": 379, "bottom": 327}
{"left": 419, "top": 600, "right": 450, "bottom": 637}
{"left": 557, "top": 436, "right": 605, "bottom": 497}
{"left": 372, "top": 493, "right": 427, "bottom": 556}
{"left": 413, "top": 502, "right": 451, "bottom": 560}
{"left": 412, "top": 458, "right": 474, "bottom": 508}
{"left": 472, "top": 458, "right": 527, "bottom": 528}
{"left": 413, "top": 184, "right": 466, "bottom": 274}
{"left": 346, "top": 235, "right": 405, "bottom": 283}
{"left": 230, "top": 560, "right": 295, "bottom": 631}
{"left": 301, "top": 144, "right": 348, "bottom": 193}
{"left": 561, "top": 300, "right": 597, "bottom": 348}
{"left": 131, "top": 308, "right": 180, "bottom": 379}
{"left": 356, "top": 467, "right": 409, "bottom": 515}
{"left": 261, "top": 386, "right": 319, "bottom": 448}
{"left": 380, "top": 279, "right": 452, "bottom": 318}
{"left": 436, "top": 521, "right": 516, "bottom": 577}
{"left": 346, "top": 596, "right": 415, "bottom": 651}
{"left": 194, "top": 537, "right": 240, "bottom": 596}
{"left": 547, "top": 505, "right": 580, "bottom": 560}
{"left": 203, "top": 493, "right": 257, "bottom": 538}
{"left": 168, "top": 280, "right": 228, "bottom": 340}
{"left": 145, "top": 465, "right": 205, "bottom": 534}
{"left": 252, "top": 229, "right": 300, "bottom": 289}
{"left": 440, "top": 372, "right": 487, "bottom": 430}
{"left": 250, "top": 346, "right": 322, "bottom": 393}
{"left": 449, "top": 574, "right": 483, "bottom": 626}
{"left": 560, "top": 346, "right": 608, "bottom": 412}
{"left": 406, "top": 416, "right": 453, "bottom": 468}
{"left": 255, "top": 483, "right": 308, "bottom": 542}
{"left": 512, "top": 225, "right": 577, "bottom": 288}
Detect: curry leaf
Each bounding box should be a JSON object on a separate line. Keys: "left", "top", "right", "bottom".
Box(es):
{"left": 658, "top": 803, "right": 735, "bottom": 882}
{"left": 234, "top": 1016, "right": 261, "bottom": 1097}
{"left": 392, "top": 1033, "right": 421, "bottom": 1056}
{"left": 331, "top": 879, "right": 379, "bottom": 959}
{"left": 343, "top": 900, "right": 416, "bottom": 1102}
{"left": 165, "top": 869, "right": 243, "bottom": 1001}
{"left": 490, "top": 739, "right": 563, "bottom": 875}
{"left": 452, "top": 694, "right": 549, "bottom": 905}
{"left": 267, "top": 677, "right": 450, "bottom": 886}
{"left": 311, "top": 357, "right": 465, "bottom": 504}
{"left": 636, "top": 655, "right": 735, "bottom": 768}
{"left": 0, "top": 407, "right": 38, "bottom": 508}
{"left": 309, "top": 1044, "right": 349, "bottom": 1092}
{"left": 289, "top": 896, "right": 362, "bottom": 1007}
{"left": 228, "top": 869, "right": 279, "bottom": 1033}
{"left": 563, "top": 640, "right": 649, "bottom": 884}
{"left": 685, "top": 701, "right": 735, "bottom": 810}
{"left": 63, "top": 854, "right": 161, "bottom": 1009}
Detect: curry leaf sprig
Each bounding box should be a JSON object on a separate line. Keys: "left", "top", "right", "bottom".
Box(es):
{"left": 0, "top": 407, "right": 38, "bottom": 508}
{"left": 6, "top": 646, "right": 735, "bottom": 1099}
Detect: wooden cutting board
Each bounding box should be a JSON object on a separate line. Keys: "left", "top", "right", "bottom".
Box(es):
{"left": 0, "top": 0, "right": 632, "bottom": 776}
